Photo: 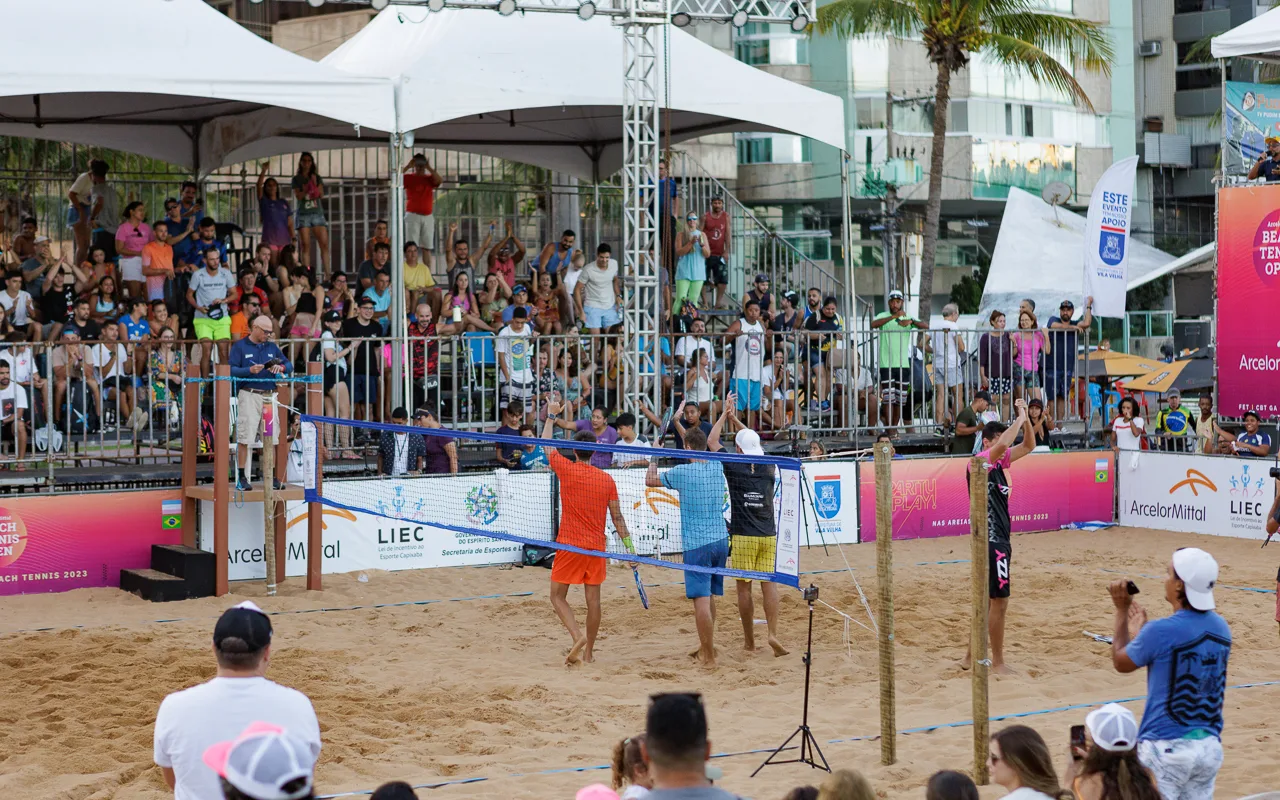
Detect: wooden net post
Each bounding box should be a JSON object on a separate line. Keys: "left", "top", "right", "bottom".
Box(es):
{"left": 968, "top": 455, "right": 990, "bottom": 784}
{"left": 873, "top": 442, "right": 896, "bottom": 765}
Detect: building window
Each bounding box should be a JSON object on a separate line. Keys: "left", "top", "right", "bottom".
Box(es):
{"left": 733, "top": 23, "right": 809, "bottom": 66}
{"left": 738, "top": 137, "right": 773, "bottom": 164}
{"left": 736, "top": 134, "right": 812, "bottom": 164}
{"left": 1174, "top": 0, "right": 1229, "bottom": 11}
{"left": 971, "top": 140, "right": 1076, "bottom": 199}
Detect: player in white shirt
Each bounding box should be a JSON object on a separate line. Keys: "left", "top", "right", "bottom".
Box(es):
{"left": 611, "top": 412, "right": 652, "bottom": 467}
{"left": 154, "top": 602, "right": 321, "bottom": 800}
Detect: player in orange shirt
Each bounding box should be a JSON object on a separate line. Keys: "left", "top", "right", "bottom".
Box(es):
{"left": 541, "top": 400, "right": 634, "bottom": 665}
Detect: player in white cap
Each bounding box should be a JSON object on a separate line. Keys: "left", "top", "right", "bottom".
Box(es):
{"left": 1108, "top": 548, "right": 1231, "bottom": 800}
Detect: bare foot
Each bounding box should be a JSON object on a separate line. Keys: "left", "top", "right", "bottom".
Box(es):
{"left": 582, "top": 648, "right": 595, "bottom": 664}
{"left": 742, "top": 643, "right": 757, "bottom": 653}
{"left": 566, "top": 636, "right": 587, "bottom": 666}
{"left": 992, "top": 663, "right": 1016, "bottom": 676}
{"left": 768, "top": 637, "right": 789, "bottom": 657}
{"left": 694, "top": 648, "right": 717, "bottom": 668}
{"left": 960, "top": 655, "right": 972, "bottom": 671}
{"left": 689, "top": 644, "right": 702, "bottom": 658}
{"left": 14, "top": 463, "right": 25, "bottom": 472}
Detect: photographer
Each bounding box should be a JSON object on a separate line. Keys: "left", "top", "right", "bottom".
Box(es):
{"left": 1248, "top": 137, "right": 1280, "bottom": 181}
{"left": 1107, "top": 548, "right": 1231, "bottom": 800}
{"left": 1062, "top": 704, "right": 1160, "bottom": 800}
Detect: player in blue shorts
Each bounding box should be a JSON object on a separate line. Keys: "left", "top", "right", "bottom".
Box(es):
{"left": 647, "top": 426, "right": 726, "bottom": 667}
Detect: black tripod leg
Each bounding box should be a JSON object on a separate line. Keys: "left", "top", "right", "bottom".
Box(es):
{"left": 801, "top": 727, "right": 832, "bottom": 771}
{"left": 751, "top": 726, "right": 803, "bottom": 777}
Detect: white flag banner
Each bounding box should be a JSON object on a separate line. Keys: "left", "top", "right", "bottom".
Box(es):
{"left": 1083, "top": 156, "right": 1139, "bottom": 318}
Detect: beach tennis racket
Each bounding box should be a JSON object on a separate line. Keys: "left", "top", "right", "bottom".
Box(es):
{"left": 633, "top": 566, "right": 650, "bottom": 609}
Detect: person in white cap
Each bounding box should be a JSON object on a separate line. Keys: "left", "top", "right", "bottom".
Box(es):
{"left": 1064, "top": 704, "right": 1160, "bottom": 800}
{"left": 203, "top": 721, "right": 316, "bottom": 800}
{"left": 707, "top": 394, "right": 788, "bottom": 657}
{"left": 154, "top": 602, "right": 321, "bottom": 800}
{"left": 1108, "top": 548, "right": 1231, "bottom": 800}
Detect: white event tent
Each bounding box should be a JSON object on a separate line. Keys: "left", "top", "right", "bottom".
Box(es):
{"left": 0, "top": 0, "right": 392, "bottom": 172}
{"left": 1211, "top": 5, "right": 1280, "bottom": 61}
{"left": 318, "top": 6, "right": 847, "bottom": 180}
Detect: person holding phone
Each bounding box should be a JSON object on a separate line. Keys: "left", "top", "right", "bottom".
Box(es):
{"left": 1063, "top": 704, "right": 1160, "bottom": 800}
{"left": 229, "top": 315, "right": 292, "bottom": 491}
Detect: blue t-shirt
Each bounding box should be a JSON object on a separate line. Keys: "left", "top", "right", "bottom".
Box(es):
{"left": 1236, "top": 430, "right": 1272, "bottom": 457}
{"left": 501, "top": 304, "right": 534, "bottom": 325}
{"left": 1045, "top": 315, "right": 1082, "bottom": 374}
{"left": 1126, "top": 609, "right": 1231, "bottom": 741}
{"left": 519, "top": 446, "right": 549, "bottom": 470}
{"left": 661, "top": 460, "right": 727, "bottom": 550}
{"left": 120, "top": 314, "right": 150, "bottom": 341}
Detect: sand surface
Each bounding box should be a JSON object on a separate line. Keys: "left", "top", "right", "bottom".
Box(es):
{"left": 1, "top": 526, "right": 1278, "bottom": 799}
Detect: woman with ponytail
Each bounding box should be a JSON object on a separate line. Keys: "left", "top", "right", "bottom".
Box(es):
{"left": 990, "top": 725, "right": 1073, "bottom": 800}
{"left": 610, "top": 734, "right": 651, "bottom": 800}
{"left": 1066, "top": 705, "right": 1160, "bottom": 800}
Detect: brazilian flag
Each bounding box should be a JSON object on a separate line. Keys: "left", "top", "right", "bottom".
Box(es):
{"left": 162, "top": 515, "right": 182, "bottom": 530}
{"left": 162, "top": 500, "right": 182, "bottom": 530}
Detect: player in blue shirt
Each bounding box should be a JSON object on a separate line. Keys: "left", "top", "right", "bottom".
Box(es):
{"left": 1231, "top": 409, "right": 1271, "bottom": 457}
{"left": 1109, "top": 548, "right": 1231, "bottom": 800}
{"left": 647, "top": 426, "right": 726, "bottom": 667}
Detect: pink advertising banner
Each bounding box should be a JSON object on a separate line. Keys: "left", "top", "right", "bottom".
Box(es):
{"left": 0, "top": 489, "right": 183, "bottom": 595}
{"left": 858, "top": 451, "right": 1114, "bottom": 542}
{"left": 1217, "top": 184, "right": 1280, "bottom": 418}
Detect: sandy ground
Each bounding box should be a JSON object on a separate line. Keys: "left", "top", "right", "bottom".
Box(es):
{"left": 1, "top": 526, "right": 1278, "bottom": 800}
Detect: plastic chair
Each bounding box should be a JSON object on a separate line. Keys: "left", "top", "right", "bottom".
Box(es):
{"left": 1086, "top": 382, "right": 1121, "bottom": 428}
{"left": 464, "top": 331, "right": 496, "bottom": 367}
{"left": 463, "top": 331, "right": 498, "bottom": 421}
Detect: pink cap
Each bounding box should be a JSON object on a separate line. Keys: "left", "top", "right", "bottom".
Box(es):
{"left": 576, "top": 784, "right": 620, "bottom": 800}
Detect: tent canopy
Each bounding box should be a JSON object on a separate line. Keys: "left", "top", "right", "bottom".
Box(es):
{"left": 979, "top": 187, "right": 1177, "bottom": 321}
{"left": 0, "top": 0, "right": 392, "bottom": 171}
{"left": 1212, "top": 5, "right": 1280, "bottom": 62}
{"left": 321, "top": 6, "right": 846, "bottom": 179}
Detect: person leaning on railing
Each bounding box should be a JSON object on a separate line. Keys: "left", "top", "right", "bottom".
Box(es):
{"left": 1153, "top": 390, "right": 1193, "bottom": 453}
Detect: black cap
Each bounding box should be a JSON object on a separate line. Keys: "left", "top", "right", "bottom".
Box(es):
{"left": 414, "top": 407, "right": 434, "bottom": 419}
{"left": 358, "top": 295, "right": 376, "bottom": 307}
{"left": 213, "top": 601, "right": 273, "bottom": 654}
{"left": 1060, "top": 299, "right": 1075, "bottom": 309}
{"left": 322, "top": 310, "right": 341, "bottom": 323}
{"left": 1028, "top": 397, "right": 1044, "bottom": 408}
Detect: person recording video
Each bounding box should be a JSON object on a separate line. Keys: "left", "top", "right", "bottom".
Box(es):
{"left": 1248, "top": 136, "right": 1280, "bottom": 181}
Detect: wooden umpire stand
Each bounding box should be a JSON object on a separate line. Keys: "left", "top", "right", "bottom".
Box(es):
{"left": 177, "top": 362, "right": 325, "bottom": 595}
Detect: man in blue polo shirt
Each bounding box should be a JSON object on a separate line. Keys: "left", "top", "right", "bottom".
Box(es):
{"left": 1109, "top": 548, "right": 1230, "bottom": 800}
{"left": 1044, "top": 296, "right": 1092, "bottom": 421}
{"left": 229, "top": 314, "right": 291, "bottom": 491}
{"left": 1231, "top": 409, "right": 1272, "bottom": 457}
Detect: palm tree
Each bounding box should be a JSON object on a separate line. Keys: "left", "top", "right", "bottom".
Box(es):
{"left": 816, "top": 0, "right": 1114, "bottom": 318}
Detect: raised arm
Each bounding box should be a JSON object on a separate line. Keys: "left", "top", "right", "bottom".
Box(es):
{"left": 987, "top": 401, "right": 1026, "bottom": 464}
{"left": 1008, "top": 399, "right": 1036, "bottom": 462}
{"left": 707, "top": 394, "right": 737, "bottom": 453}
{"left": 645, "top": 460, "right": 664, "bottom": 488}
{"left": 1079, "top": 297, "right": 1093, "bottom": 331}
{"left": 256, "top": 163, "right": 269, "bottom": 199}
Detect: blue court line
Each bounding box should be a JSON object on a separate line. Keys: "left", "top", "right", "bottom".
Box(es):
{"left": 316, "top": 680, "right": 1280, "bottom": 798}
{"left": 1097, "top": 567, "right": 1277, "bottom": 595}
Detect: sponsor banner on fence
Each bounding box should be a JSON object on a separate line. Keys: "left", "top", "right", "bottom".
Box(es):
{"left": 1118, "top": 452, "right": 1274, "bottom": 540}
{"left": 805, "top": 462, "right": 860, "bottom": 546}
{"left": 1217, "top": 184, "right": 1280, "bottom": 418}
{"left": 0, "top": 489, "right": 183, "bottom": 595}
{"left": 857, "top": 451, "right": 1114, "bottom": 541}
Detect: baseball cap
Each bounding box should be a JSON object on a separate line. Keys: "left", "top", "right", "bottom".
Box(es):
{"left": 1172, "top": 547, "right": 1218, "bottom": 610}
{"left": 413, "top": 407, "right": 434, "bottom": 420}
{"left": 888, "top": 289, "right": 904, "bottom": 300}
{"left": 1267, "top": 136, "right": 1280, "bottom": 145}
{"left": 754, "top": 273, "right": 769, "bottom": 283}
{"left": 783, "top": 290, "right": 799, "bottom": 304}
{"left": 735, "top": 428, "right": 765, "bottom": 456}
{"left": 322, "top": 310, "right": 341, "bottom": 323}
{"left": 357, "top": 295, "right": 376, "bottom": 307}
{"left": 512, "top": 284, "right": 528, "bottom": 295}
{"left": 203, "top": 722, "right": 315, "bottom": 800}
{"left": 1167, "top": 388, "right": 1181, "bottom": 398}
{"left": 1084, "top": 704, "right": 1138, "bottom": 753}
{"left": 213, "top": 600, "right": 273, "bottom": 654}
{"left": 576, "top": 784, "right": 620, "bottom": 800}
{"left": 1060, "top": 299, "right": 1075, "bottom": 309}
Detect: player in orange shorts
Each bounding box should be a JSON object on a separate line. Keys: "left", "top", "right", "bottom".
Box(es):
{"left": 542, "top": 401, "right": 635, "bottom": 665}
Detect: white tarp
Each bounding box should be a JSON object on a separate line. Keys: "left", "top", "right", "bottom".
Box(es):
{"left": 0, "top": 0, "right": 393, "bottom": 171}
{"left": 322, "top": 6, "right": 847, "bottom": 179}
{"left": 980, "top": 187, "right": 1177, "bottom": 323}
{"left": 1212, "top": 5, "right": 1280, "bottom": 62}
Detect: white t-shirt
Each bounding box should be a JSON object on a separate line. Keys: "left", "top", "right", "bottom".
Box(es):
{"left": 578, "top": 259, "right": 619, "bottom": 309}
{"left": 92, "top": 343, "right": 129, "bottom": 381}
{"left": 1112, "top": 416, "right": 1146, "bottom": 450}
{"left": 392, "top": 432, "right": 410, "bottom": 475}
{"left": 612, "top": 434, "right": 651, "bottom": 466}
{"left": 929, "top": 319, "right": 962, "bottom": 372}
{"left": 1, "top": 348, "right": 35, "bottom": 384}
{"left": 320, "top": 330, "right": 346, "bottom": 374}
{"left": 1001, "top": 789, "right": 1058, "bottom": 800}
{"left": 674, "top": 336, "right": 715, "bottom": 369}
{"left": 69, "top": 171, "right": 94, "bottom": 203}
{"left": 0, "top": 381, "right": 29, "bottom": 420}
{"left": 0, "top": 289, "right": 33, "bottom": 326}
{"left": 153, "top": 676, "right": 321, "bottom": 800}
{"left": 733, "top": 319, "right": 767, "bottom": 382}
{"left": 496, "top": 324, "right": 535, "bottom": 383}
{"left": 562, "top": 266, "right": 584, "bottom": 299}
{"left": 621, "top": 786, "right": 651, "bottom": 800}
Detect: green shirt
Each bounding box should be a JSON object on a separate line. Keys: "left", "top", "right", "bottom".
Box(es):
{"left": 875, "top": 311, "right": 914, "bottom": 369}
{"left": 952, "top": 405, "right": 979, "bottom": 454}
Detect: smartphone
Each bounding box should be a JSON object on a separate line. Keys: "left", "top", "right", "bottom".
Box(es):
{"left": 1070, "top": 725, "right": 1086, "bottom": 758}
{"left": 1126, "top": 580, "right": 1140, "bottom": 596}
{"left": 264, "top": 358, "right": 281, "bottom": 369}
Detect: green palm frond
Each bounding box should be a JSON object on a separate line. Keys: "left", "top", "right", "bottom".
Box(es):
{"left": 1184, "top": 34, "right": 1214, "bottom": 64}
{"left": 983, "top": 32, "right": 1096, "bottom": 110}
{"left": 815, "top": 0, "right": 923, "bottom": 40}
{"left": 986, "top": 10, "right": 1114, "bottom": 73}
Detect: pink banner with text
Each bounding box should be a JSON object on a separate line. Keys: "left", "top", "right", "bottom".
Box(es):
{"left": 1217, "top": 184, "right": 1280, "bottom": 418}
{"left": 0, "top": 489, "right": 183, "bottom": 595}
{"left": 858, "top": 451, "right": 1114, "bottom": 542}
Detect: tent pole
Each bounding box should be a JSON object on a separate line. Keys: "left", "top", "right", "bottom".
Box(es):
{"left": 593, "top": 156, "right": 602, "bottom": 250}
{"left": 389, "top": 132, "right": 407, "bottom": 410}
{"left": 841, "top": 150, "right": 856, "bottom": 435}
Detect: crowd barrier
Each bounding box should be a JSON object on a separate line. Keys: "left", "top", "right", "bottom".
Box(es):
{"left": 1118, "top": 450, "right": 1277, "bottom": 541}
{"left": 0, "top": 488, "right": 184, "bottom": 595}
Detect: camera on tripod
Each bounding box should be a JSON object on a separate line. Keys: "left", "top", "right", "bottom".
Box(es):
{"left": 1269, "top": 466, "right": 1280, "bottom": 480}
{"left": 802, "top": 585, "right": 819, "bottom": 602}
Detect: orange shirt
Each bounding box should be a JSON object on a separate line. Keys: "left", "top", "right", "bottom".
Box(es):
{"left": 230, "top": 311, "right": 251, "bottom": 341}
{"left": 549, "top": 450, "right": 617, "bottom": 551}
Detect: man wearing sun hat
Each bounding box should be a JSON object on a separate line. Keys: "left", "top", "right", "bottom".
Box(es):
{"left": 1108, "top": 548, "right": 1231, "bottom": 800}
{"left": 154, "top": 601, "right": 321, "bottom": 800}
{"left": 203, "top": 722, "right": 317, "bottom": 800}
{"left": 1249, "top": 136, "right": 1280, "bottom": 181}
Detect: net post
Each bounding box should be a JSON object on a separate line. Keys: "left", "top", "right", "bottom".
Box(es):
{"left": 273, "top": 382, "right": 290, "bottom": 587}
{"left": 214, "top": 365, "right": 231, "bottom": 597}
{"left": 305, "top": 362, "right": 324, "bottom": 591}
{"left": 969, "top": 455, "right": 990, "bottom": 784}
{"left": 179, "top": 364, "right": 200, "bottom": 548}
{"left": 873, "top": 442, "right": 896, "bottom": 765}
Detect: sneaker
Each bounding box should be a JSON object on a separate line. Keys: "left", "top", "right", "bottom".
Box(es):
{"left": 820, "top": 400, "right": 831, "bottom": 412}
{"left": 235, "top": 472, "right": 252, "bottom": 492}
{"left": 809, "top": 400, "right": 821, "bottom": 412}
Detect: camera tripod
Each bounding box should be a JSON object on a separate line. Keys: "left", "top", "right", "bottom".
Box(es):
{"left": 752, "top": 584, "right": 831, "bottom": 776}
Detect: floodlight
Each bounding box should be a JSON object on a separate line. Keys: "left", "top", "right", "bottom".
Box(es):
{"left": 790, "top": 9, "right": 810, "bottom": 31}
{"left": 249, "top": 0, "right": 264, "bottom": 4}
{"left": 577, "top": 1, "right": 596, "bottom": 19}
{"left": 672, "top": 11, "right": 692, "bottom": 26}
{"left": 730, "top": 8, "right": 749, "bottom": 27}
{"left": 372, "top": 0, "right": 390, "bottom": 9}
{"left": 498, "top": 0, "right": 518, "bottom": 15}
{"left": 306, "top": 0, "right": 325, "bottom": 8}
{"left": 428, "top": 0, "right": 446, "bottom": 10}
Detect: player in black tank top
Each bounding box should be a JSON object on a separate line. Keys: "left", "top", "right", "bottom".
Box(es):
{"left": 963, "top": 399, "right": 1034, "bottom": 675}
